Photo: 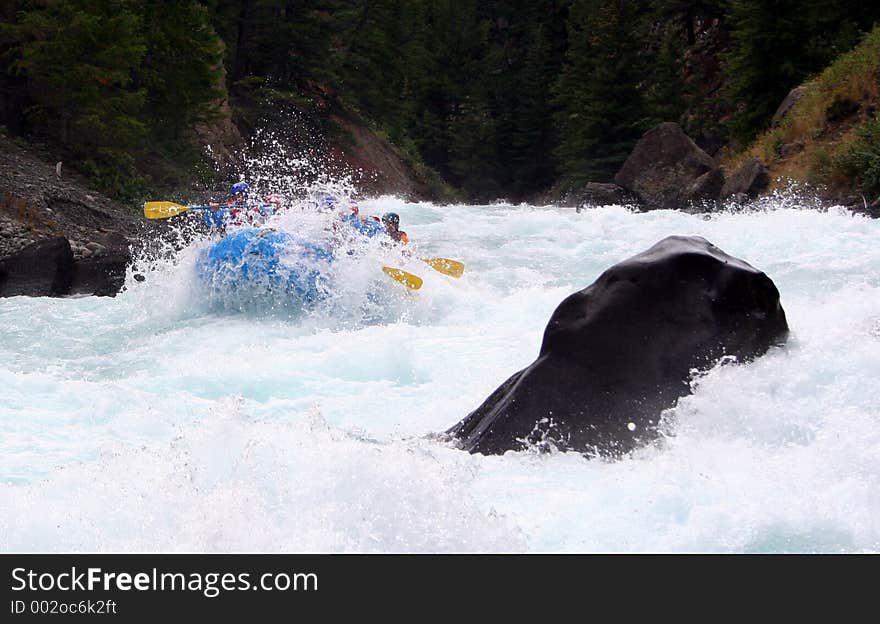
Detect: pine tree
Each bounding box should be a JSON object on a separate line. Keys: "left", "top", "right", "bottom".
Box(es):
{"left": 649, "top": 0, "right": 724, "bottom": 45}
{"left": 507, "top": 24, "right": 557, "bottom": 194}
{"left": 724, "top": 0, "right": 880, "bottom": 143}
{"left": 138, "top": 0, "right": 225, "bottom": 142}
{"left": 554, "top": 0, "right": 649, "bottom": 185}
{"left": 399, "top": 0, "right": 497, "bottom": 196}
{"left": 642, "top": 20, "right": 686, "bottom": 126}
{"left": 210, "top": 0, "right": 336, "bottom": 89}
{"left": 9, "top": 0, "right": 147, "bottom": 191}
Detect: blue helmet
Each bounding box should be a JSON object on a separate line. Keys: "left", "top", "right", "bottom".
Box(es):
{"left": 320, "top": 194, "right": 338, "bottom": 208}
{"left": 230, "top": 181, "right": 249, "bottom": 196}
{"left": 382, "top": 212, "right": 399, "bottom": 226}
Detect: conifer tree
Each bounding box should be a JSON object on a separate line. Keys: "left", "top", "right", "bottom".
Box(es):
{"left": 554, "top": 0, "right": 648, "bottom": 185}
{"left": 724, "top": 0, "right": 880, "bottom": 143}
{"left": 507, "top": 24, "right": 557, "bottom": 194}
{"left": 9, "top": 0, "right": 147, "bottom": 190}
{"left": 138, "top": 0, "right": 225, "bottom": 142}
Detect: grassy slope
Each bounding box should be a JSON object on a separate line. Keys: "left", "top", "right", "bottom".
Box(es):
{"left": 730, "top": 25, "right": 880, "bottom": 195}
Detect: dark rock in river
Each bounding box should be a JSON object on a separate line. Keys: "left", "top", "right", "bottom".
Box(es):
{"left": 0, "top": 230, "right": 132, "bottom": 297}
{"left": 570, "top": 183, "right": 635, "bottom": 209}
{"left": 70, "top": 233, "right": 131, "bottom": 296}
{"left": 449, "top": 235, "right": 789, "bottom": 457}
{"left": 614, "top": 122, "right": 717, "bottom": 210}
{"left": 0, "top": 236, "right": 74, "bottom": 297}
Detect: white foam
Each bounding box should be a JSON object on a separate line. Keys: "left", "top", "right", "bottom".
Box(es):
{"left": 2, "top": 200, "right": 879, "bottom": 552}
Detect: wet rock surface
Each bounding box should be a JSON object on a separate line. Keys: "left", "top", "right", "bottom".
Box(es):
{"left": 614, "top": 123, "right": 718, "bottom": 210}
{"left": 449, "top": 235, "right": 789, "bottom": 457}
{"left": 0, "top": 134, "right": 150, "bottom": 296}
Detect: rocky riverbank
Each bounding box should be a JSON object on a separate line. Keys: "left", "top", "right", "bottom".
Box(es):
{"left": 558, "top": 120, "right": 879, "bottom": 218}
{"left": 0, "top": 133, "right": 147, "bottom": 296}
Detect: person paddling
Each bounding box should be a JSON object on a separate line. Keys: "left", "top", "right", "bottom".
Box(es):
{"left": 229, "top": 181, "right": 250, "bottom": 205}
{"left": 205, "top": 181, "right": 273, "bottom": 228}
{"left": 381, "top": 212, "right": 409, "bottom": 244}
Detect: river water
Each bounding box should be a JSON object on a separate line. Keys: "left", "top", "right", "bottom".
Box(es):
{"left": 2, "top": 197, "right": 879, "bottom": 552}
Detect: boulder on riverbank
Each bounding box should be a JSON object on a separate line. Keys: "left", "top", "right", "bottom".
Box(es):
{"left": 720, "top": 157, "right": 770, "bottom": 201}
{"left": 771, "top": 85, "right": 810, "bottom": 128}
{"left": 614, "top": 122, "right": 719, "bottom": 210}
{"left": 448, "top": 235, "right": 789, "bottom": 457}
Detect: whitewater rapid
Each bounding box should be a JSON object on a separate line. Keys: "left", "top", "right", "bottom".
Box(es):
{"left": 2, "top": 198, "right": 879, "bottom": 552}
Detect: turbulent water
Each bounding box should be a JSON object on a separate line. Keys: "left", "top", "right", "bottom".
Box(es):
{"left": 2, "top": 197, "right": 880, "bottom": 553}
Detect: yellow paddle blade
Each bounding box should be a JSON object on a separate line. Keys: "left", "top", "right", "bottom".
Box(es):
{"left": 420, "top": 257, "right": 464, "bottom": 278}
{"left": 383, "top": 266, "right": 423, "bottom": 290}
{"left": 144, "top": 201, "right": 190, "bottom": 220}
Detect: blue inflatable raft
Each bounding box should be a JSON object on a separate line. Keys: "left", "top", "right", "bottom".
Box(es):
{"left": 196, "top": 228, "right": 335, "bottom": 303}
